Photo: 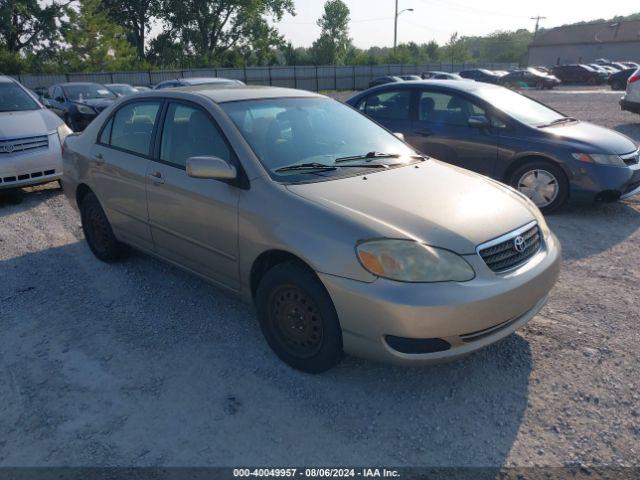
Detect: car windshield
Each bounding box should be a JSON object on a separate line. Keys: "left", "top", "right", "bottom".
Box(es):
{"left": 108, "top": 84, "right": 137, "bottom": 95}
{"left": 0, "top": 82, "right": 39, "bottom": 112}
{"left": 63, "top": 84, "right": 117, "bottom": 101}
{"left": 221, "top": 97, "right": 420, "bottom": 182}
{"left": 474, "top": 87, "right": 566, "bottom": 126}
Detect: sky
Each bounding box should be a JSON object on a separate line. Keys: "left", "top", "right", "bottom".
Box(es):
{"left": 276, "top": 0, "right": 640, "bottom": 48}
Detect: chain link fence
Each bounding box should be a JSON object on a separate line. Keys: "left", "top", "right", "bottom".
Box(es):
{"left": 11, "top": 62, "right": 519, "bottom": 91}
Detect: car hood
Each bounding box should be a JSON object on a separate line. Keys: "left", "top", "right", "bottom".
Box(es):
{"left": 542, "top": 121, "right": 637, "bottom": 155}
{"left": 0, "top": 109, "right": 62, "bottom": 139}
{"left": 286, "top": 160, "right": 536, "bottom": 255}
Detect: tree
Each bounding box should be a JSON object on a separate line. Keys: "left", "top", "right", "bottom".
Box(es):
{"left": 101, "top": 0, "right": 160, "bottom": 60}
{"left": 158, "top": 0, "right": 295, "bottom": 65}
{"left": 0, "top": 0, "right": 70, "bottom": 54}
{"left": 310, "top": 0, "right": 350, "bottom": 65}
{"left": 441, "top": 32, "right": 471, "bottom": 64}
{"left": 61, "top": 0, "right": 137, "bottom": 71}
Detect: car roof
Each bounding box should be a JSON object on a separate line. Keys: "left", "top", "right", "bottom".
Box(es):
{"left": 0, "top": 75, "right": 17, "bottom": 84}
{"left": 132, "top": 84, "right": 322, "bottom": 103}
{"left": 361, "top": 79, "right": 499, "bottom": 94}
{"left": 55, "top": 82, "right": 105, "bottom": 87}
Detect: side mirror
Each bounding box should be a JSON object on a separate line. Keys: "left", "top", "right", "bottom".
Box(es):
{"left": 186, "top": 156, "right": 237, "bottom": 181}
{"left": 468, "top": 115, "right": 490, "bottom": 129}
{"left": 394, "top": 132, "right": 406, "bottom": 141}
{"left": 40, "top": 97, "right": 51, "bottom": 107}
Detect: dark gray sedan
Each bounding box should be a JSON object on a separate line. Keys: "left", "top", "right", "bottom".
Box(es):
{"left": 347, "top": 80, "right": 640, "bottom": 212}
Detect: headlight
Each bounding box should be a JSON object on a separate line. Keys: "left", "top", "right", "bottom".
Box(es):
{"left": 356, "top": 239, "right": 475, "bottom": 283}
{"left": 572, "top": 153, "right": 625, "bottom": 167}
{"left": 57, "top": 123, "right": 73, "bottom": 144}
{"left": 76, "top": 104, "right": 96, "bottom": 115}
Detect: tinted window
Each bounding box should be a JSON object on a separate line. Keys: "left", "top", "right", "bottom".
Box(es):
{"left": 0, "top": 82, "right": 39, "bottom": 112}
{"left": 419, "top": 91, "right": 486, "bottom": 126}
{"left": 109, "top": 101, "right": 161, "bottom": 156}
{"left": 160, "top": 103, "right": 232, "bottom": 168}
{"left": 359, "top": 90, "right": 411, "bottom": 121}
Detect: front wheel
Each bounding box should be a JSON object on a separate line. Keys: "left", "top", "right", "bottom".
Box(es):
{"left": 508, "top": 161, "right": 569, "bottom": 214}
{"left": 256, "top": 262, "right": 343, "bottom": 373}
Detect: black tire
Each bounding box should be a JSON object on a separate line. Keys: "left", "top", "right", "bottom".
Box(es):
{"left": 611, "top": 80, "right": 624, "bottom": 91}
{"left": 80, "top": 192, "right": 125, "bottom": 262}
{"left": 508, "top": 160, "right": 569, "bottom": 214}
{"left": 256, "top": 261, "right": 343, "bottom": 373}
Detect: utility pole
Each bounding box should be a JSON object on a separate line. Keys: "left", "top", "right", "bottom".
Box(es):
{"left": 394, "top": 1, "right": 414, "bottom": 51}
{"left": 530, "top": 15, "right": 546, "bottom": 39}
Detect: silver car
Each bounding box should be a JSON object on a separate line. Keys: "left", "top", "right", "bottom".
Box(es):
{"left": 0, "top": 76, "right": 72, "bottom": 189}
{"left": 61, "top": 86, "right": 561, "bottom": 373}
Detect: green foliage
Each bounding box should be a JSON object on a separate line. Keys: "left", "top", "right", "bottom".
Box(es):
{"left": 2, "top": 3, "right": 639, "bottom": 74}
{"left": 310, "top": 0, "right": 351, "bottom": 65}
{"left": 60, "top": 0, "right": 138, "bottom": 71}
{"left": 0, "top": 0, "right": 66, "bottom": 54}
{"left": 101, "top": 0, "right": 161, "bottom": 60}
{"left": 157, "top": 0, "right": 295, "bottom": 67}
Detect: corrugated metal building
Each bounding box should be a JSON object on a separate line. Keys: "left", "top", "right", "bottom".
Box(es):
{"left": 528, "top": 20, "right": 640, "bottom": 66}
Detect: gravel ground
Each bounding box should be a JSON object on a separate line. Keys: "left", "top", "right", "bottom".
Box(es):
{"left": 0, "top": 88, "right": 639, "bottom": 468}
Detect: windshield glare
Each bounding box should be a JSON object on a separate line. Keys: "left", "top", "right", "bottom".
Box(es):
{"left": 475, "top": 87, "right": 565, "bottom": 126}
{"left": 221, "top": 97, "right": 418, "bottom": 181}
{"left": 0, "top": 83, "right": 39, "bottom": 112}
{"left": 63, "top": 84, "right": 117, "bottom": 101}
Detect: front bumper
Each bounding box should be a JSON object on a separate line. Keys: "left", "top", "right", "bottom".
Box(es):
{"left": 620, "top": 97, "right": 640, "bottom": 115}
{"left": 318, "top": 232, "right": 561, "bottom": 365}
{"left": 0, "top": 133, "right": 63, "bottom": 189}
{"left": 567, "top": 156, "right": 640, "bottom": 203}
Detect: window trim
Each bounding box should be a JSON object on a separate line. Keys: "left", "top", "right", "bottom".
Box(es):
{"left": 96, "top": 98, "right": 165, "bottom": 159}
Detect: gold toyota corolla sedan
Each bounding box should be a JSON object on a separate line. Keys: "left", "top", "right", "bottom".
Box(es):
{"left": 61, "top": 85, "right": 561, "bottom": 373}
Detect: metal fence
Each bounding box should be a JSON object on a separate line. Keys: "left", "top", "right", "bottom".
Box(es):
{"left": 11, "top": 62, "right": 519, "bottom": 91}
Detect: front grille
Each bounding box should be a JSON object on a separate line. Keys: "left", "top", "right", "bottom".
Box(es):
{"left": 0, "top": 169, "right": 56, "bottom": 184}
{"left": 0, "top": 135, "right": 49, "bottom": 155}
{"left": 621, "top": 150, "right": 640, "bottom": 167}
{"left": 478, "top": 223, "right": 542, "bottom": 273}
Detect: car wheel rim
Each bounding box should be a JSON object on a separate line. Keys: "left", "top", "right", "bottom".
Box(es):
{"left": 84, "top": 208, "right": 109, "bottom": 256}
{"left": 269, "top": 285, "right": 323, "bottom": 358}
{"left": 517, "top": 169, "right": 559, "bottom": 208}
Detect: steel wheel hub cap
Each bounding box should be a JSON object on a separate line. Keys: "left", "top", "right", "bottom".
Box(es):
{"left": 271, "top": 286, "right": 323, "bottom": 358}
{"left": 517, "top": 169, "right": 559, "bottom": 207}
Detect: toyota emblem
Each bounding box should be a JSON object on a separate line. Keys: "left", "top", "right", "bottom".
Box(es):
{"left": 513, "top": 235, "right": 526, "bottom": 253}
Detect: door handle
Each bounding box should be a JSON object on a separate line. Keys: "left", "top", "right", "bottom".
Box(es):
{"left": 416, "top": 129, "right": 433, "bottom": 137}
{"left": 94, "top": 153, "right": 105, "bottom": 164}
{"left": 148, "top": 171, "right": 165, "bottom": 185}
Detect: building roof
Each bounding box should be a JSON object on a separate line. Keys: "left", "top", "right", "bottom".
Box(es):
{"left": 531, "top": 20, "right": 640, "bottom": 47}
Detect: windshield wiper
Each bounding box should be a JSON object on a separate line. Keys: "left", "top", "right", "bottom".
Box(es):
{"left": 335, "top": 151, "right": 401, "bottom": 163}
{"left": 538, "top": 116, "right": 577, "bottom": 128}
{"left": 275, "top": 162, "right": 390, "bottom": 174}
{"left": 275, "top": 163, "right": 338, "bottom": 173}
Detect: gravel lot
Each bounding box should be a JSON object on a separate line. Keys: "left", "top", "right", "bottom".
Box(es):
{"left": 1, "top": 87, "right": 639, "bottom": 468}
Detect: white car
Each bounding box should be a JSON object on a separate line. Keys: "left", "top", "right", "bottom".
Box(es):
{"left": 0, "top": 76, "right": 72, "bottom": 190}
{"left": 620, "top": 68, "right": 640, "bottom": 115}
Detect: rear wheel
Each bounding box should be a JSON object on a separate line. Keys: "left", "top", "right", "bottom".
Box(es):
{"left": 80, "top": 192, "right": 125, "bottom": 262}
{"left": 509, "top": 160, "right": 568, "bottom": 214}
{"left": 611, "top": 80, "right": 624, "bottom": 91}
{"left": 256, "top": 262, "right": 343, "bottom": 373}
